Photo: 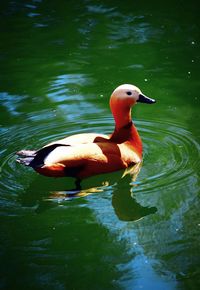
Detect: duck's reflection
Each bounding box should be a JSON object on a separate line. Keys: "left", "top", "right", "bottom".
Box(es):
{"left": 112, "top": 186, "right": 157, "bottom": 221}
{"left": 46, "top": 163, "right": 157, "bottom": 221}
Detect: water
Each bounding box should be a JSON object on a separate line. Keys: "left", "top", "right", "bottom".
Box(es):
{"left": 0, "top": 1, "right": 200, "bottom": 289}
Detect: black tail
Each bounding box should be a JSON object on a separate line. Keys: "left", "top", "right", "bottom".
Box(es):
{"left": 16, "top": 144, "right": 70, "bottom": 168}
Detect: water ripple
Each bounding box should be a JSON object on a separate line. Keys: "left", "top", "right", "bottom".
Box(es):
{"left": 0, "top": 117, "right": 199, "bottom": 215}
{"left": 138, "top": 119, "right": 199, "bottom": 194}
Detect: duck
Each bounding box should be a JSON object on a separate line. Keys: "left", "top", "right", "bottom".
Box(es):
{"left": 16, "top": 84, "right": 155, "bottom": 186}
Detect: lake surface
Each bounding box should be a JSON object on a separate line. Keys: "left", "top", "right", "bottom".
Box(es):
{"left": 0, "top": 1, "right": 200, "bottom": 289}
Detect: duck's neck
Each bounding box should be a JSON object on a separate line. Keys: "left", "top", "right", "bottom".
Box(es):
{"left": 110, "top": 106, "right": 142, "bottom": 157}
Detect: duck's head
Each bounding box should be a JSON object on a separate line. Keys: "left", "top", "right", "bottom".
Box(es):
{"left": 110, "top": 84, "right": 156, "bottom": 108}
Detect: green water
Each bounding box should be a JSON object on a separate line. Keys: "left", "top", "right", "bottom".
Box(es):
{"left": 0, "top": 1, "right": 200, "bottom": 289}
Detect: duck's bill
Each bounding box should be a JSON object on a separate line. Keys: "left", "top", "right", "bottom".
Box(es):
{"left": 137, "top": 94, "right": 156, "bottom": 104}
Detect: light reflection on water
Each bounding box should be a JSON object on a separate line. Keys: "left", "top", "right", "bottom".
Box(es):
{"left": 0, "top": 115, "right": 198, "bottom": 219}
{"left": 1, "top": 112, "right": 198, "bottom": 288}
{"left": 0, "top": 1, "right": 200, "bottom": 289}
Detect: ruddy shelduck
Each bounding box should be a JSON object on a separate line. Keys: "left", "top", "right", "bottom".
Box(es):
{"left": 16, "top": 84, "right": 155, "bottom": 184}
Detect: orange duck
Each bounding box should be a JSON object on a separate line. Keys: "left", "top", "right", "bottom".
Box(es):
{"left": 16, "top": 84, "right": 155, "bottom": 185}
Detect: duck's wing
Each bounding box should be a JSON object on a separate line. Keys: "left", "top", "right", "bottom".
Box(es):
{"left": 16, "top": 144, "right": 70, "bottom": 168}
{"left": 44, "top": 133, "right": 109, "bottom": 147}
{"left": 34, "top": 141, "right": 140, "bottom": 178}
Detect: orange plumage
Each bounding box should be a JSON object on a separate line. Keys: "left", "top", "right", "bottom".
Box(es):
{"left": 16, "top": 84, "right": 155, "bottom": 181}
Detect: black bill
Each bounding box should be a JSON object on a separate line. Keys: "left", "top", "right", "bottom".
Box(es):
{"left": 137, "top": 94, "right": 156, "bottom": 104}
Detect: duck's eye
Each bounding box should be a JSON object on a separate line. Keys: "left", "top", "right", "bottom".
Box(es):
{"left": 126, "top": 91, "right": 132, "bottom": 96}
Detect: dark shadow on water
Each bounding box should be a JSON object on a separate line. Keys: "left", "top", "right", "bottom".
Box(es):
{"left": 18, "top": 163, "right": 157, "bottom": 221}
{"left": 112, "top": 184, "right": 157, "bottom": 221}
{"left": 111, "top": 163, "right": 157, "bottom": 221}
